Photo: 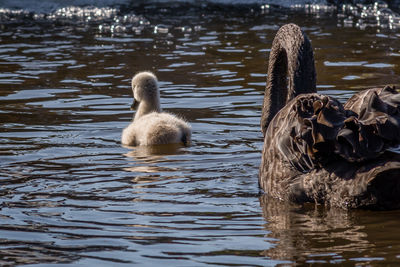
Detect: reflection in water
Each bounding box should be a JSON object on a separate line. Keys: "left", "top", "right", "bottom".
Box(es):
{"left": 260, "top": 196, "right": 366, "bottom": 263}
{"left": 123, "top": 144, "right": 184, "bottom": 174}
{"left": 123, "top": 143, "right": 184, "bottom": 157}
{"left": 259, "top": 195, "right": 400, "bottom": 265}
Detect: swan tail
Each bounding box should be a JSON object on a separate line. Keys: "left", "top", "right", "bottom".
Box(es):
{"left": 331, "top": 159, "right": 400, "bottom": 209}
{"left": 146, "top": 124, "right": 178, "bottom": 145}
{"left": 144, "top": 121, "right": 191, "bottom": 146}
{"left": 358, "top": 163, "right": 400, "bottom": 210}
{"left": 292, "top": 158, "right": 400, "bottom": 209}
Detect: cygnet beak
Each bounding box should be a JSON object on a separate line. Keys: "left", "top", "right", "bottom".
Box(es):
{"left": 130, "top": 99, "right": 139, "bottom": 110}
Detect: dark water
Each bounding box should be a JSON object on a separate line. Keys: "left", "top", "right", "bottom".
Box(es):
{"left": 1, "top": 2, "right": 400, "bottom": 266}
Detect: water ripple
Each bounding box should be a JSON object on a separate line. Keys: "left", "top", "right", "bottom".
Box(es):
{"left": 0, "top": 2, "right": 400, "bottom": 266}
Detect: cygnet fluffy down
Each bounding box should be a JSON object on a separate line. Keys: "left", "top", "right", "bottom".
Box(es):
{"left": 121, "top": 72, "right": 191, "bottom": 146}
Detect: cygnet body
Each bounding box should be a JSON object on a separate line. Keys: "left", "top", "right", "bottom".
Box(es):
{"left": 121, "top": 72, "right": 191, "bottom": 146}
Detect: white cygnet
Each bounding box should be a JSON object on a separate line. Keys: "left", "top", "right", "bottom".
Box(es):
{"left": 121, "top": 71, "right": 191, "bottom": 146}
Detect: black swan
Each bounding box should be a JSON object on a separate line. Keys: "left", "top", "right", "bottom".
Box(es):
{"left": 259, "top": 23, "right": 400, "bottom": 209}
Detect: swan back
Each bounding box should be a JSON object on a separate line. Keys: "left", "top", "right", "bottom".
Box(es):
{"left": 260, "top": 85, "right": 400, "bottom": 209}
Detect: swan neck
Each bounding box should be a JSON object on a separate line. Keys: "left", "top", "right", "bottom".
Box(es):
{"left": 261, "top": 24, "right": 316, "bottom": 136}
{"left": 134, "top": 100, "right": 161, "bottom": 121}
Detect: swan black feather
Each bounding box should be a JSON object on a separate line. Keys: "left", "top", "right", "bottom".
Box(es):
{"left": 259, "top": 24, "right": 400, "bottom": 209}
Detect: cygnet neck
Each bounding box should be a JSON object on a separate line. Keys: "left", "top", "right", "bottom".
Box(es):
{"left": 134, "top": 98, "right": 161, "bottom": 121}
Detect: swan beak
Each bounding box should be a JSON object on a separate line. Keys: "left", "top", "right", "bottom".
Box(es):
{"left": 130, "top": 100, "right": 139, "bottom": 110}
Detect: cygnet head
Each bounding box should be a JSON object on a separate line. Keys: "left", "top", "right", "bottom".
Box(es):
{"left": 131, "top": 71, "right": 161, "bottom": 119}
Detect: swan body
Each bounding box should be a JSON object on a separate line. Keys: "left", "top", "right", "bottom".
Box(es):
{"left": 259, "top": 24, "right": 400, "bottom": 209}
{"left": 121, "top": 72, "right": 191, "bottom": 146}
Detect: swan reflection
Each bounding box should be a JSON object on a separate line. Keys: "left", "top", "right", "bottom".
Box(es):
{"left": 123, "top": 144, "right": 186, "bottom": 182}
{"left": 259, "top": 195, "right": 373, "bottom": 263}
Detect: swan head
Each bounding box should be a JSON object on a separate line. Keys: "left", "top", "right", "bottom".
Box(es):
{"left": 130, "top": 71, "right": 161, "bottom": 114}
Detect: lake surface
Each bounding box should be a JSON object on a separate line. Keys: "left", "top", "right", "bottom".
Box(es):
{"left": 1, "top": 2, "right": 400, "bottom": 266}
